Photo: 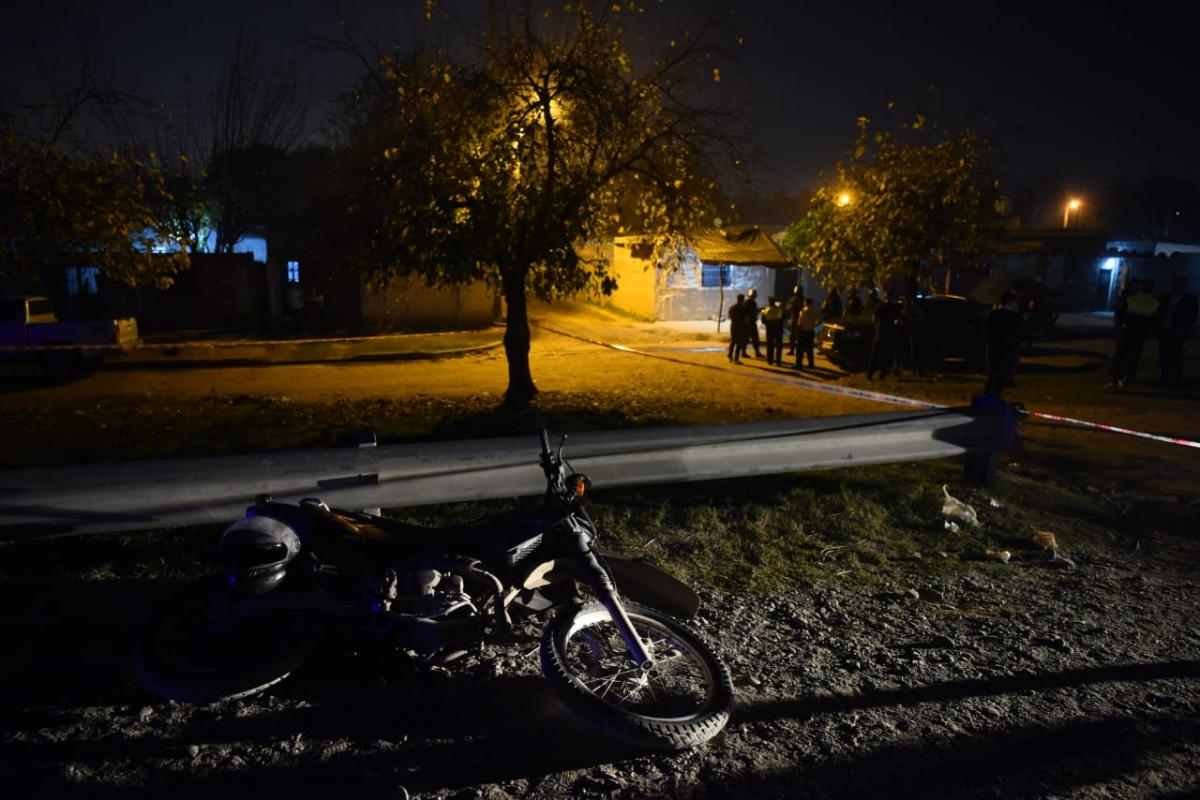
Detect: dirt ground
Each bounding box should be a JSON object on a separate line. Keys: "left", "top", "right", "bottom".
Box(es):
{"left": 2, "top": 302, "right": 1199, "bottom": 798}
{"left": 2, "top": 467, "right": 1198, "bottom": 799}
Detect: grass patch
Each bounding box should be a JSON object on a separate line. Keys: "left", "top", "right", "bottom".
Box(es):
{"left": 2, "top": 460, "right": 1097, "bottom": 597}
{"left": 580, "top": 462, "right": 998, "bottom": 593}
{"left": 2, "top": 394, "right": 1163, "bottom": 597}
{"left": 0, "top": 525, "right": 222, "bottom": 587}
{"left": 1, "top": 392, "right": 691, "bottom": 469}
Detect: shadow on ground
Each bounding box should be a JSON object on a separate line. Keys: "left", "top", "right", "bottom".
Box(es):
{"left": 684, "top": 712, "right": 1200, "bottom": 799}
{"left": 0, "top": 574, "right": 638, "bottom": 798}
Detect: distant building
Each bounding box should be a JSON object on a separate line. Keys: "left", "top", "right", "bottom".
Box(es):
{"left": 267, "top": 225, "right": 497, "bottom": 334}
{"left": 942, "top": 230, "right": 1200, "bottom": 310}
{"left": 602, "top": 226, "right": 795, "bottom": 321}
{"left": 1100, "top": 240, "right": 1200, "bottom": 303}
{"left": 969, "top": 229, "right": 1110, "bottom": 309}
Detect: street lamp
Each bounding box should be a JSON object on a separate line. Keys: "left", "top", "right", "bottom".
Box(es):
{"left": 836, "top": 191, "right": 853, "bottom": 208}
{"left": 1063, "top": 197, "right": 1082, "bottom": 229}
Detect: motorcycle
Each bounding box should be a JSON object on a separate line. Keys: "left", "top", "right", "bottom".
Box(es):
{"left": 136, "top": 430, "right": 733, "bottom": 750}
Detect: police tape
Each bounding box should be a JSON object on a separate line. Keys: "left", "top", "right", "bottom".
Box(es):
{"left": 546, "top": 325, "right": 945, "bottom": 411}
{"left": 1028, "top": 411, "right": 1200, "bottom": 450}
{"left": 540, "top": 323, "right": 1200, "bottom": 452}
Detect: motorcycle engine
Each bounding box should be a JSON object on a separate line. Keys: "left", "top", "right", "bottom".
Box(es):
{"left": 375, "top": 566, "right": 474, "bottom": 620}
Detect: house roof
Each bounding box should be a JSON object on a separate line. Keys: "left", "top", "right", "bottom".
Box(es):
{"left": 613, "top": 225, "right": 794, "bottom": 268}
{"left": 690, "top": 225, "right": 793, "bottom": 267}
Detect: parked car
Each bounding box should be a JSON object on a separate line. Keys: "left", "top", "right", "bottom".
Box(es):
{"left": 0, "top": 295, "right": 139, "bottom": 378}
{"left": 816, "top": 294, "right": 986, "bottom": 370}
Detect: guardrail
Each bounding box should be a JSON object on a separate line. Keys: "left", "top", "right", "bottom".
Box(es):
{"left": 0, "top": 405, "right": 1017, "bottom": 542}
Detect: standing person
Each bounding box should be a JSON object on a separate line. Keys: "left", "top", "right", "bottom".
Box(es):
{"left": 984, "top": 292, "right": 1023, "bottom": 398}
{"left": 863, "top": 288, "right": 881, "bottom": 314}
{"left": 744, "top": 289, "right": 762, "bottom": 358}
{"left": 794, "top": 296, "right": 821, "bottom": 370}
{"left": 727, "top": 294, "right": 747, "bottom": 364}
{"left": 1021, "top": 293, "right": 1039, "bottom": 354}
{"left": 785, "top": 286, "right": 804, "bottom": 355}
{"left": 1108, "top": 279, "right": 1159, "bottom": 389}
{"left": 845, "top": 288, "right": 863, "bottom": 316}
{"left": 762, "top": 296, "right": 785, "bottom": 365}
{"left": 1156, "top": 276, "right": 1199, "bottom": 388}
{"left": 866, "top": 291, "right": 902, "bottom": 380}
{"left": 1113, "top": 280, "right": 1132, "bottom": 331}
{"left": 900, "top": 291, "right": 927, "bottom": 375}
{"left": 821, "top": 286, "right": 843, "bottom": 321}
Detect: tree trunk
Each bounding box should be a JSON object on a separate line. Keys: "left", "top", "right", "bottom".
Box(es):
{"left": 502, "top": 272, "right": 538, "bottom": 405}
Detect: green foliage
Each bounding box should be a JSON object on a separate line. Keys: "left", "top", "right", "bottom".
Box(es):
{"left": 342, "top": 2, "right": 744, "bottom": 399}
{"left": 350, "top": 5, "right": 735, "bottom": 293}
{"left": 0, "top": 125, "right": 189, "bottom": 287}
{"left": 782, "top": 115, "right": 1007, "bottom": 288}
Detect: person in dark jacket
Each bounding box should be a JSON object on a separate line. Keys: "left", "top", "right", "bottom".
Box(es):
{"left": 785, "top": 286, "right": 804, "bottom": 355}
{"left": 984, "top": 292, "right": 1023, "bottom": 398}
{"left": 744, "top": 289, "right": 762, "bottom": 358}
{"left": 845, "top": 289, "right": 863, "bottom": 316}
{"left": 727, "top": 294, "right": 747, "bottom": 363}
{"left": 820, "top": 287, "right": 843, "bottom": 321}
{"left": 866, "top": 291, "right": 902, "bottom": 380}
{"left": 1108, "top": 279, "right": 1159, "bottom": 388}
{"left": 863, "top": 288, "right": 881, "bottom": 315}
{"left": 900, "top": 291, "right": 927, "bottom": 375}
{"left": 1156, "top": 276, "right": 1199, "bottom": 388}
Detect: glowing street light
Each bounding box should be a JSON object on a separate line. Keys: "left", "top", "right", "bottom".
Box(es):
{"left": 1063, "top": 197, "right": 1083, "bottom": 228}
{"left": 836, "top": 191, "right": 853, "bottom": 208}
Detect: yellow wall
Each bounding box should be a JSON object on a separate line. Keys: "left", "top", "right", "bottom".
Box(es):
{"left": 605, "top": 242, "right": 657, "bottom": 319}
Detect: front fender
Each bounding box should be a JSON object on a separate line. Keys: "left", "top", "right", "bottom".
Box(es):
{"left": 598, "top": 551, "right": 701, "bottom": 619}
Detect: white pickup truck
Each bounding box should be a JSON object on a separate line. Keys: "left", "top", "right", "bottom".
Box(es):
{"left": 0, "top": 295, "right": 139, "bottom": 377}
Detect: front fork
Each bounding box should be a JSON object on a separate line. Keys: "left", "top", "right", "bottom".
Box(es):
{"left": 567, "top": 519, "right": 654, "bottom": 666}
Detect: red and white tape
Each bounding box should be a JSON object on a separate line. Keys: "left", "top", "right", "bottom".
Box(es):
{"left": 545, "top": 324, "right": 1200, "bottom": 452}
{"left": 1028, "top": 410, "right": 1200, "bottom": 450}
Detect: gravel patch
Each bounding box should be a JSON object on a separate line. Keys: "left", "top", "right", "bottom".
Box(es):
{"left": 2, "top": 520, "right": 1198, "bottom": 800}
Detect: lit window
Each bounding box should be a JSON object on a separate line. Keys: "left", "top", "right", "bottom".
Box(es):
{"left": 65, "top": 266, "right": 100, "bottom": 296}
{"left": 287, "top": 260, "right": 301, "bottom": 284}
{"left": 701, "top": 264, "right": 731, "bottom": 288}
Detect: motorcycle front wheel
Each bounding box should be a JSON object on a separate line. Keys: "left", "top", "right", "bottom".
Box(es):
{"left": 540, "top": 601, "right": 733, "bottom": 750}
{"left": 135, "top": 576, "right": 320, "bottom": 704}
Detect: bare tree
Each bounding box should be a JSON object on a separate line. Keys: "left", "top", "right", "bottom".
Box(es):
{"left": 205, "top": 28, "right": 313, "bottom": 252}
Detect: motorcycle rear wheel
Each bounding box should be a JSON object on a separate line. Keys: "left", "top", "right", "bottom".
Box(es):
{"left": 136, "top": 576, "right": 320, "bottom": 703}
{"left": 541, "top": 601, "right": 732, "bottom": 750}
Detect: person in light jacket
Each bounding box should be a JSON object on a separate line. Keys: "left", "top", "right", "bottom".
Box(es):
{"left": 793, "top": 296, "right": 821, "bottom": 370}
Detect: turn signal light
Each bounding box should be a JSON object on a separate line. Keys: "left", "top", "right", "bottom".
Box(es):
{"left": 568, "top": 473, "right": 591, "bottom": 498}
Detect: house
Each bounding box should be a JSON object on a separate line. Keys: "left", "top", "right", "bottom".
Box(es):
{"left": 940, "top": 229, "right": 1110, "bottom": 309}
{"left": 1101, "top": 240, "right": 1200, "bottom": 305}
{"left": 132, "top": 252, "right": 268, "bottom": 330}
{"left": 267, "top": 225, "right": 497, "bottom": 333}
{"left": 603, "top": 226, "right": 796, "bottom": 321}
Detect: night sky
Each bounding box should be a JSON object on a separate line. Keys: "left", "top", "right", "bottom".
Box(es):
{"left": 3, "top": 1, "right": 1198, "bottom": 220}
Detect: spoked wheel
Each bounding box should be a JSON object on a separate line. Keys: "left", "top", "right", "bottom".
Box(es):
{"left": 135, "top": 576, "right": 320, "bottom": 704}
{"left": 541, "top": 601, "right": 732, "bottom": 750}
